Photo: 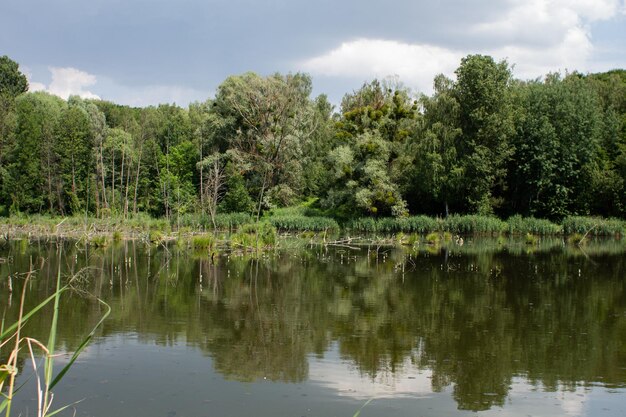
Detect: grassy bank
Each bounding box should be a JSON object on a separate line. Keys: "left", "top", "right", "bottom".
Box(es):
{"left": 1, "top": 212, "right": 624, "bottom": 243}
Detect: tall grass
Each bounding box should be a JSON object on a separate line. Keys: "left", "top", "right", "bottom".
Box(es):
{"left": 177, "top": 212, "right": 253, "bottom": 231}
{"left": 506, "top": 215, "right": 562, "bottom": 235}
{"left": 441, "top": 215, "right": 507, "bottom": 235}
{"left": 562, "top": 216, "right": 625, "bottom": 237}
{"left": 229, "top": 222, "right": 278, "bottom": 251}
{"left": 269, "top": 216, "right": 339, "bottom": 232}
{"left": 344, "top": 215, "right": 504, "bottom": 235}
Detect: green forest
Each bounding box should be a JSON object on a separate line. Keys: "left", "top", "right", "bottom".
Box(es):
{"left": 1, "top": 54, "right": 625, "bottom": 224}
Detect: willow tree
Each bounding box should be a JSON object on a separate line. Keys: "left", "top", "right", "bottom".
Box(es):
{"left": 212, "top": 72, "right": 316, "bottom": 218}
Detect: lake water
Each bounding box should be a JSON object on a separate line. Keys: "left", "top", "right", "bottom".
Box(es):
{"left": 1, "top": 237, "right": 626, "bottom": 417}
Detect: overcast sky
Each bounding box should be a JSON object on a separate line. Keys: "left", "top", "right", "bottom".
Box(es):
{"left": 2, "top": 0, "right": 625, "bottom": 107}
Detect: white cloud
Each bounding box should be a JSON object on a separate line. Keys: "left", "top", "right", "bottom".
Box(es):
{"left": 28, "top": 66, "right": 100, "bottom": 99}
{"left": 301, "top": 39, "right": 462, "bottom": 94}
{"left": 22, "top": 66, "right": 48, "bottom": 93}
{"left": 26, "top": 67, "right": 210, "bottom": 106}
{"left": 308, "top": 344, "right": 432, "bottom": 399}
{"left": 299, "top": 0, "right": 624, "bottom": 93}
{"left": 28, "top": 81, "right": 48, "bottom": 92}
{"left": 47, "top": 67, "right": 100, "bottom": 99}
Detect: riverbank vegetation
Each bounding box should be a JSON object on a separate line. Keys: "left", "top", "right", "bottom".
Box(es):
{"left": 1, "top": 212, "right": 624, "bottom": 244}
{"left": 1, "top": 55, "right": 625, "bottom": 231}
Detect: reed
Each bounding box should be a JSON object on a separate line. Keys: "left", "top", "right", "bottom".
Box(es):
{"left": 562, "top": 216, "right": 625, "bottom": 237}
{"left": 0, "top": 254, "right": 110, "bottom": 417}
{"left": 269, "top": 215, "right": 339, "bottom": 232}
{"left": 507, "top": 215, "right": 562, "bottom": 235}
{"left": 442, "top": 214, "right": 507, "bottom": 235}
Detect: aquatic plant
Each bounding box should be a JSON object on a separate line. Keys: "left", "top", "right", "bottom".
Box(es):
{"left": 525, "top": 233, "right": 539, "bottom": 245}
{"left": 149, "top": 230, "right": 164, "bottom": 244}
{"left": 192, "top": 233, "right": 217, "bottom": 250}
{"left": 425, "top": 232, "right": 440, "bottom": 244}
{"left": 90, "top": 235, "right": 109, "bottom": 247}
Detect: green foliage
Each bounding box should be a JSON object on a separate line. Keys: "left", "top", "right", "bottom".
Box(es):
{"left": 323, "top": 80, "right": 416, "bottom": 217}
{"left": 0, "top": 54, "right": 625, "bottom": 225}
{"left": 4, "top": 92, "right": 64, "bottom": 213}
{"left": 345, "top": 215, "right": 439, "bottom": 234}
{"left": 219, "top": 162, "right": 255, "bottom": 214}
{"left": 408, "top": 74, "right": 463, "bottom": 215}
{"left": 259, "top": 222, "right": 277, "bottom": 246}
{"left": 56, "top": 104, "right": 93, "bottom": 214}
{"left": 454, "top": 55, "right": 515, "bottom": 214}
{"left": 0, "top": 55, "right": 28, "bottom": 98}
{"left": 149, "top": 230, "right": 164, "bottom": 244}
{"left": 507, "top": 73, "right": 605, "bottom": 219}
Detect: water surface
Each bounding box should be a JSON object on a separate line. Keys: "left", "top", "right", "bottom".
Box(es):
{"left": 1, "top": 238, "right": 626, "bottom": 416}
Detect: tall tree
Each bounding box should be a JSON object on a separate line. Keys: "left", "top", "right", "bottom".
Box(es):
{"left": 0, "top": 55, "right": 28, "bottom": 98}
{"left": 3, "top": 92, "right": 64, "bottom": 213}
{"left": 323, "top": 80, "right": 418, "bottom": 217}
{"left": 408, "top": 74, "right": 463, "bottom": 216}
{"left": 0, "top": 56, "right": 29, "bottom": 213}
{"left": 454, "top": 55, "right": 515, "bottom": 215}
{"left": 507, "top": 74, "right": 603, "bottom": 219}
{"left": 212, "top": 72, "right": 316, "bottom": 217}
{"left": 55, "top": 104, "right": 94, "bottom": 214}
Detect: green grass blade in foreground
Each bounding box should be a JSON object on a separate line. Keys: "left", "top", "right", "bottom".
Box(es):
{"left": 44, "top": 259, "right": 63, "bottom": 390}
{"left": 43, "top": 399, "right": 84, "bottom": 417}
{"left": 352, "top": 398, "right": 374, "bottom": 417}
{"left": 0, "top": 288, "right": 69, "bottom": 340}
{"left": 49, "top": 298, "right": 111, "bottom": 390}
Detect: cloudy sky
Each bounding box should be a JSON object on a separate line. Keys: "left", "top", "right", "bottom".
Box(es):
{"left": 2, "top": 0, "right": 625, "bottom": 106}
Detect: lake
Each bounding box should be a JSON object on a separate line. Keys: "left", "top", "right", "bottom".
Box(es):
{"left": 1, "top": 237, "right": 626, "bottom": 416}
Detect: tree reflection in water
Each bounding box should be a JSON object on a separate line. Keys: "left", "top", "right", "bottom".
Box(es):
{"left": 1, "top": 238, "right": 625, "bottom": 411}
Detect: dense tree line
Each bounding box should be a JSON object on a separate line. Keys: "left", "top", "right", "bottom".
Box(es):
{"left": 0, "top": 55, "right": 624, "bottom": 221}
